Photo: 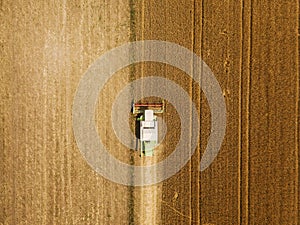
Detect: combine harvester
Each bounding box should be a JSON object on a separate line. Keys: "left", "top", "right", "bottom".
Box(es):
{"left": 132, "top": 101, "right": 164, "bottom": 156}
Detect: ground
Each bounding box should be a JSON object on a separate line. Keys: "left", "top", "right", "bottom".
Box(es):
{"left": 1, "top": 0, "right": 299, "bottom": 225}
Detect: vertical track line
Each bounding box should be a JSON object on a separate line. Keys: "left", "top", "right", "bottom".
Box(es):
{"left": 247, "top": 0, "right": 253, "bottom": 224}
{"left": 189, "top": 0, "right": 195, "bottom": 224}
{"left": 200, "top": 0, "right": 204, "bottom": 224}
{"left": 295, "top": 0, "right": 299, "bottom": 223}
{"left": 128, "top": 1, "right": 136, "bottom": 224}
{"left": 192, "top": 1, "right": 200, "bottom": 224}
{"left": 238, "top": 0, "right": 244, "bottom": 224}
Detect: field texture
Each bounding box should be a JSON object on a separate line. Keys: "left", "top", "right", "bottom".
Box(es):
{"left": 1, "top": 0, "right": 299, "bottom": 225}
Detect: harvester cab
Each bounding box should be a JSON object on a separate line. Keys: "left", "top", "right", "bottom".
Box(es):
{"left": 132, "top": 101, "right": 165, "bottom": 156}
